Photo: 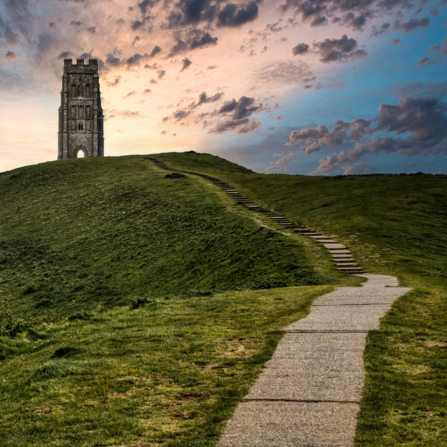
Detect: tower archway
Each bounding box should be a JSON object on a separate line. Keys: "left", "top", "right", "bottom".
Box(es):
{"left": 76, "top": 149, "right": 86, "bottom": 158}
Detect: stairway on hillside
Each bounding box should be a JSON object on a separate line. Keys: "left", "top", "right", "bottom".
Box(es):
{"left": 146, "top": 157, "right": 362, "bottom": 275}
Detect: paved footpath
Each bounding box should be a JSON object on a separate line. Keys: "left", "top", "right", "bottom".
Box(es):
{"left": 146, "top": 159, "right": 411, "bottom": 446}
{"left": 218, "top": 274, "right": 411, "bottom": 447}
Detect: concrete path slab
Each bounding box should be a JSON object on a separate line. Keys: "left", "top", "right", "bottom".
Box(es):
{"left": 245, "top": 333, "right": 366, "bottom": 402}
{"left": 218, "top": 401, "right": 359, "bottom": 447}
{"left": 285, "top": 303, "right": 393, "bottom": 332}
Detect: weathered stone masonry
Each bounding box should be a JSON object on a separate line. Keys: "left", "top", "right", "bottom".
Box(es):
{"left": 58, "top": 59, "right": 104, "bottom": 159}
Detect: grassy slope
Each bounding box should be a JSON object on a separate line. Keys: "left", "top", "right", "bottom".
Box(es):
{"left": 0, "top": 155, "right": 342, "bottom": 446}
{"left": 158, "top": 152, "right": 447, "bottom": 446}
{"left": 0, "top": 155, "right": 327, "bottom": 321}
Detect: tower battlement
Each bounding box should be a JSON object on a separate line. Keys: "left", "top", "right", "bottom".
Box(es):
{"left": 58, "top": 59, "right": 104, "bottom": 159}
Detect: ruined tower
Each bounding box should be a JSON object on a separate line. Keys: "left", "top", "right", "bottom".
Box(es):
{"left": 58, "top": 59, "right": 104, "bottom": 159}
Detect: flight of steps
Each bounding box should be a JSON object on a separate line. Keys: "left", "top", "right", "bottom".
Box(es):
{"left": 145, "top": 157, "right": 362, "bottom": 275}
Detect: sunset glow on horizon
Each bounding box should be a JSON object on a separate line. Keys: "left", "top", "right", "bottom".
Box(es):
{"left": 1, "top": 0, "right": 447, "bottom": 174}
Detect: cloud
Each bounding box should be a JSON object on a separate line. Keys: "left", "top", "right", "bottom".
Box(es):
{"left": 292, "top": 43, "right": 309, "bottom": 55}
{"left": 124, "top": 90, "right": 137, "bottom": 99}
{"left": 4, "top": 50, "right": 19, "bottom": 60}
{"left": 287, "top": 117, "right": 373, "bottom": 147}
{"left": 235, "top": 118, "right": 262, "bottom": 134}
{"left": 279, "top": 0, "right": 415, "bottom": 31}
{"left": 264, "top": 166, "right": 287, "bottom": 172}
{"left": 270, "top": 150, "right": 295, "bottom": 165}
{"left": 276, "top": 116, "right": 284, "bottom": 120}
{"left": 106, "top": 109, "right": 145, "bottom": 119}
{"left": 371, "top": 22, "right": 390, "bottom": 38}
{"left": 296, "top": 96, "right": 447, "bottom": 174}
{"left": 313, "top": 34, "right": 367, "bottom": 63}
{"left": 106, "top": 76, "right": 121, "bottom": 87}
{"left": 392, "top": 17, "right": 430, "bottom": 33}
{"left": 391, "top": 39, "right": 401, "bottom": 44}
{"left": 255, "top": 60, "right": 313, "bottom": 85}
{"left": 143, "top": 88, "right": 152, "bottom": 94}
{"left": 57, "top": 51, "right": 72, "bottom": 60}
{"left": 181, "top": 57, "right": 192, "bottom": 71}
{"left": 217, "top": 2, "right": 259, "bottom": 28}
{"left": 162, "top": 91, "right": 225, "bottom": 123}
{"left": 208, "top": 96, "right": 264, "bottom": 134}
{"left": 168, "top": 31, "right": 218, "bottom": 56}
{"left": 417, "top": 56, "right": 430, "bottom": 67}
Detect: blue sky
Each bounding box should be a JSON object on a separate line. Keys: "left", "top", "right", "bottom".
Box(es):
{"left": 1, "top": 0, "right": 447, "bottom": 174}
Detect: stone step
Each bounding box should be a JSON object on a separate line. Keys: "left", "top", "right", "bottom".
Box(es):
{"left": 336, "top": 259, "right": 356, "bottom": 264}
{"left": 337, "top": 263, "right": 358, "bottom": 268}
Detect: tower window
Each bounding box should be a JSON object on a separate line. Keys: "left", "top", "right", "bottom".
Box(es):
{"left": 78, "top": 123, "right": 84, "bottom": 131}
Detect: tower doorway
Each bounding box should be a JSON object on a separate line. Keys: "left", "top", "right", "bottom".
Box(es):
{"left": 77, "top": 149, "right": 86, "bottom": 158}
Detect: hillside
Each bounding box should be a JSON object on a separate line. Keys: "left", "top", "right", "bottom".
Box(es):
{"left": 156, "top": 151, "right": 447, "bottom": 446}
{"left": 1, "top": 152, "right": 446, "bottom": 446}
{"left": 0, "top": 155, "right": 333, "bottom": 322}
{"left": 0, "top": 155, "right": 346, "bottom": 447}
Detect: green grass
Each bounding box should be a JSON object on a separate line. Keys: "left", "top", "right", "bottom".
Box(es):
{"left": 0, "top": 154, "right": 350, "bottom": 446}
{"left": 0, "top": 156, "right": 330, "bottom": 323}
{"left": 0, "top": 285, "right": 332, "bottom": 446}
{"left": 156, "top": 151, "right": 447, "bottom": 446}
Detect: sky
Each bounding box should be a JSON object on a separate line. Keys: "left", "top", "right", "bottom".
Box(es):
{"left": 1, "top": 0, "right": 447, "bottom": 175}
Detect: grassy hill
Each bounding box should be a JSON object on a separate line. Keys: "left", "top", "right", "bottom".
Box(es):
{"left": 156, "top": 151, "right": 447, "bottom": 446}
{"left": 0, "top": 155, "right": 345, "bottom": 447}
{"left": 1, "top": 152, "right": 446, "bottom": 446}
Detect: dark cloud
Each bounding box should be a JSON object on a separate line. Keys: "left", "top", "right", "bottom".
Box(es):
{"left": 106, "top": 53, "right": 122, "bottom": 67}
{"left": 279, "top": 0, "right": 415, "bottom": 31}
{"left": 70, "top": 20, "right": 83, "bottom": 27}
{"left": 276, "top": 116, "right": 284, "bottom": 120}
{"left": 207, "top": 96, "right": 263, "bottom": 134}
{"left": 4, "top": 50, "right": 19, "bottom": 60}
{"left": 216, "top": 2, "right": 259, "bottom": 28}
{"left": 49, "top": 22, "right": 56, "bottom": 28}
{"left": 338, "top": 11, "right": 371, "bottom": 30}
{"left": 196, "top": 91, "right": 224, "bottom": 105}
{"left": 149, "top": 45, "right": 162, "bottom": 57}
{"left": 143, "top": 88, "right": 152, "bottom": 94}
{"left": 86, "top": 26, "right": 96, "bottom": 34}
{"left": 292, "top": 43, "right": 309, "bottom": 55}
{"left": 168, "top": 30, "right": 218, "bottom": 56}
{"left": 391, "top": 38, "right": 401, "bottom": 44}
{"left": 190, "top": 32, "right": 218, "bottom": 49}
{"left": 181, "top": 57, "right": 192, "bottom": 71}
{"left": 314, "top": 34, "right": 366, "bottom": 63}
{"left": 162, "top": 90, "right": 224, "bottom": 123}
{"left": 392, "top": 17, "right": 430, "bottom": 33}
{"left": 157, "top": 69, "right": 166, "bottom": 79}
{"left": 289, "top": 96, "right": 447, "bottom": 174}
{"left": 57, "top": 51, "right": 72, "bottom": 60}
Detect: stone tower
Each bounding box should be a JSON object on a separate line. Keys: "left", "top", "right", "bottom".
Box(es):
{"left": 58, "top": 59, "right": 104, "bottom": 159}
